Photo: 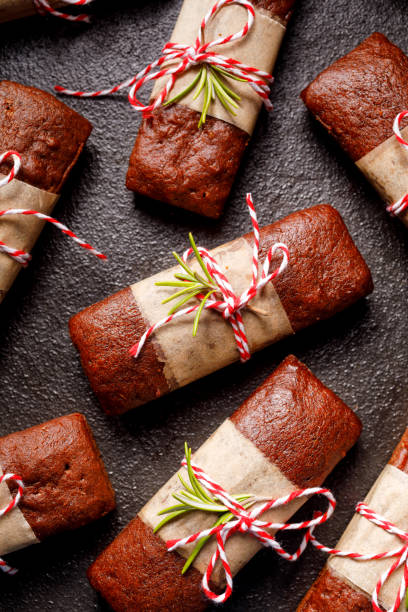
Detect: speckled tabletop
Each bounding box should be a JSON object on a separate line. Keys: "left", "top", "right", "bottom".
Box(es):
{"left": 0, "top": 0, "right": 407, "bottom": 610}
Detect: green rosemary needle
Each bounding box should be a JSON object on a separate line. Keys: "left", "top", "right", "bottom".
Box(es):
{"left": 155, "top": 233, "right": 218, "bottom": 336}
{"left": 406, "top": 587, "right": 408, "bottom": 610}
{"left": 164, "top": 65, "right": 245, "bottom": 128}
{"left": 154, "top": 443, "right": 254, "bottom": 574}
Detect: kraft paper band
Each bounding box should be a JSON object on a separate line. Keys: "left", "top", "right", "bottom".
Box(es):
{"left": 0, "top": 466, "right": 39, "bottom": 556}
{"left": 0, "top": 0, "right": 65, "bottom": 22}
{"left": 329, "top": 465, "right": 408, "bottom": 611}
{"left": 151, "top": 0, "right": 286, "bottom": 135}
{"left": 0, "top": 175, "right": 59, "bottom": 303}
{"left": 356, "top": 125, "right": 408, "bottom": 228}
{"left": 131, "top": 235, "right": 294, "bottom": 392}
{"left": 139, "top": 418, "right": 304, "bottom": 586}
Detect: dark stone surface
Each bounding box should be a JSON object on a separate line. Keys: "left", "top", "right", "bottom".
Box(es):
{"left": 0, "top": 0, "right": 407, "bottom": 610}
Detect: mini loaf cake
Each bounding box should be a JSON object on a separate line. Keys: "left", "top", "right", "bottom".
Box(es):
{"left": 87, "top": 355, "right": 362, "bottom": 612}
{"left": 301, "top": 33, "right": 408, "bottom": 225}
{"left": 0, "top": 80, "right": 92, "bottom": 301}
{"left": 70, "top": 204, "right": 373, "bottom": 416}
{"left": 0, "top": 413, "right": 115, "bottom": 555}
{"left": 297, "top": 428, "right": 408, "bottom": 612}
{"left": 126, "top": 0, "right": 296, "bottom": 218}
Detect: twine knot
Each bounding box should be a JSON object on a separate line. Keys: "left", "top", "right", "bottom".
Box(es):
{"left": 165, "top": 451, "right": 337, "bottom": 604}
{"left": 55, "top": 0, "right": 274, "bottom": 123}
{"left": 237, "top": 514, "right": 252, "bottom": 532}
{"left": 129, "top": 193, "right": 289, "bottom": 363}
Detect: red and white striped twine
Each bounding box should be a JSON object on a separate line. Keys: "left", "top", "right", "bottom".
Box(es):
{"left": 0, "top": 150, "right": 106, "bottom": 265}
{"left": 0, "top": 473, "right": 24, "bottom": 576}
{"left": 166, "top": 451, "right": 336, "bottom": 604}
{"left": 311, "top": 502, "right": 408, "bottom": 612}
{"left": 34, "top": 0, "right": 94, "bottom": 23}
{"left": 129, "top": 194, "right": 289, "bottom": 362}
{"left": 387, "top": 111, "right": 408, "bottom": 217}
{"left": 55, "top": 0, "right": 274, "bottom": 117}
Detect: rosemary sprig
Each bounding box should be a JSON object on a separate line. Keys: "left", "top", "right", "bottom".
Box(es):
{"left": 154, "top": 443, "right": 254, "bottom": 574}
{"left": 155, "top": 233, "right": 218, "bottom": 336}
{"left": 164, "top": 65, "right": 245, "bottom": 128}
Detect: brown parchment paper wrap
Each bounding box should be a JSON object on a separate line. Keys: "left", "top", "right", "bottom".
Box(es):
{"left": 151, "top": 0, "right": 286, "bottom": 135}
{"left": 0, "top": 175, "right": 59, "bottom": 303}
{"left": 356, "top": 126, "right": 408, "bottom": 228}
{"left": 0, "top": 465, "right": 39, "bottom": 556}
{"left": 139, "top": 418, "right": 304, "bottom": 586}
{"left": 329, "top": 465, "right": 408, "bottom": 611}
{"left": 131, "top": 236, "right": 294, "bottom": 391}
{"left": 0, "top": 0, "right": 65, "bottom": 22}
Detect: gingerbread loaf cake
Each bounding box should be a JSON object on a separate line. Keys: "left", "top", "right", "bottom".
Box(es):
{"left": 301, "top": 33, "right": 408, "bottom": 226}
{"left": 126, "top": 0, "right": 296, "bottom": 218}
{"left": 297, "top": 428, "right": 408, "bottom": 612}
{"left": 70, "top": 204, "right": 373, "bottom": 416}
{"left": 87, "top": 355, "right": 362, "bottom": 611}
{"left": 0, "top": 413, "right": 115, "bottom": 556}
{"left": 0, "top": 80, "right": 92, "bottom": 301}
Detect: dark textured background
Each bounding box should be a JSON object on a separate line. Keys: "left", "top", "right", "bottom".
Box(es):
{"left": 0, "top": 0, "right": 407, "bottom": 610}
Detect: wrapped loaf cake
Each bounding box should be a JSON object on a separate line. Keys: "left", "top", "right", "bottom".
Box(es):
{"left": 0, "top": 413, "right": 115, "bottom": 556}
{"left": 297, "top": 427, "right": 408, "bottom": 611}
{"left": 301, "top": 33, "right": 408, "bottom": 227}
{"left": 126, "top": 0, "right": 296, "bottom": 218}
{"left": 0, "top": 80, "right": 92, "bottom": 302}
{"left": 70, "top": 204, "right": 373, "bottom": 416}
{"left": 88, "top": 355, "right": 362, "bottom": 611}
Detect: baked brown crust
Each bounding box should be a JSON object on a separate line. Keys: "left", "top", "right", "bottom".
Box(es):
{"left": 0, "top": 413, "right": 116, "bottom": 541}
{"left": 125, "top": 2, "right": 295, "bottom": 218}
{"left": 88, "top": 356, "right": 361, "bottom": 612}
{"left": 248, "top": 204, "right": 373, "bottom": 332}
{"left": 69, "top": 287, "right": 170, "bottom": 416}
{"left": 389, "top": 428, "right": 408, "bottom": 474}
{"left": 126, "top": 105, "right": 248, "bottom": 219}
{"left": 0, "top": 80, "right": 92, "bottom": 193}
{"left": 88, "top": 516, "right": 207, "bottom": 612}
{"left": 253, "top": 0, "right": 296, "bottom": 23}
{"left": 297, "top": 567, "right": 372, "bottom": 611}
{"left": 301, "top": 33, "right": 408, "bottom": 162}
{"left": 231, "top": 355, "right": 362, "bottom": 488}
{"left": 69, "top": 204, "right": 372, "bottom": 416}
{"left": 126, "top": 104, "right": 249, "bottom": 219}
{"left": 296, "top": 428, "right": 408, "bottom": 611}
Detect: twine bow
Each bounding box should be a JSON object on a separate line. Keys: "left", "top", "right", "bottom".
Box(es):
{"left": 0, "top": 473, "right": 24, "bottom": 576}
{"left": 387, "top": 111, "right": 408, "bottom": 217}
{"left": 129, "top": 194, "right": 289, "bottom": 362}
{"left": 311, "top": 502, "right": 408, "bottom": 612}
{"left": 165, "top": 451, "right": 336, "bottom": 604}
{"left": 55, "top": 0, "right": 274, "bottom": 125}
{"left": 34, "top": 0, "right": 94, "bottom": 23}
{"left": 0, "top": 150, "right": 106, "bottom": 265}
